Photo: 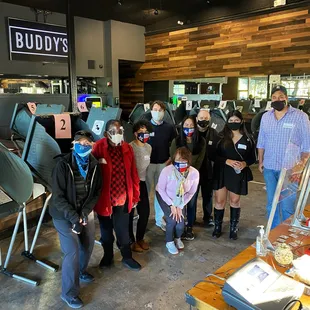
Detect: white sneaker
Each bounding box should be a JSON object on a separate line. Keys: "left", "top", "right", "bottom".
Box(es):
{"left": 166, "top": 241, "right": 179, "bottom": 255}
{"left": 175, "top": 238, "right": 184, "bottom": 250}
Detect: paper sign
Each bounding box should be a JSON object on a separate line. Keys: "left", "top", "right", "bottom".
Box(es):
{"left": 219, "top": 101, "right": 227, "bottom": 109}
{"left": 181, "top": 96, "right": 187, "bottom": 101}
{"left": 144, "top": 103, "right": 150, "bottom": 112}
{"left": 236, "top": 106, "right": 243, "bottom": 112}
{"left": 27, "top": 102, "right": 37, "bottom": 114}
{"left": 92, "top": 102, "right": 101, "bottom": 108}
{"left": 92, "top": 120, "right": 105, "bottom": 135}
{"left": 77, "top": 102, "right": 88, "bottom": 112}
{"left": 54, "top": 114, "right": 72, "bottom": 139}
{"left": 186, "top": 101, "right": 193, "bottom": 111}
{"left": 211, "top": 123, "right": 218, "bottom": 129}
{"left": 254, "top": 100, "right": 261, "bottom": 108}
{"left": 266, "top": 101, "right": 272, "bottom": 111}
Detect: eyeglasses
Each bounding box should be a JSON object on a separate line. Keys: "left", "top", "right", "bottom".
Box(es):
{"left": 107, "top": 126, "right": 124, "bottom": 136}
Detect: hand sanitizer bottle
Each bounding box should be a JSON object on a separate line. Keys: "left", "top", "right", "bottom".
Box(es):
{"left": 256, "top": 225, "right": 267, "bottom": 257}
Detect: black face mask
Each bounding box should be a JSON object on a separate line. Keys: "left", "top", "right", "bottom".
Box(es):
{"left": 227, "top": 122, "right": 242, "bottom": 131}
{"left": 197, "top": 120, "right": 209, "bottom": 128}
{"left": 271, "top": 100, "right": 286, "bottom": 111}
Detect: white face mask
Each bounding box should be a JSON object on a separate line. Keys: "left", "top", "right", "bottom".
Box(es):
{"left": 151, "top": 111, "right": 165, "bottom": 122}
{"left": 108, "top": 133, "right": 124, "bottom": 146}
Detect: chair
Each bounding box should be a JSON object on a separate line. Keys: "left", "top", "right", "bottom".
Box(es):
{"left": 0, "top": 143, "right": 38, "bottom": 286}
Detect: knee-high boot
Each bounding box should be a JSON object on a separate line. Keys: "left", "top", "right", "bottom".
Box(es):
{"left": 229, "top": 207, "right": 240, "bottom": 240}
{"left": 212, "top": 209, "right": 224, "bottom": 238}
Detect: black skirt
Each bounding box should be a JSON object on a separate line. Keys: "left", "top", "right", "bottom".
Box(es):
{"left": 213, "top": 164, "right": 253, "bottom": 195}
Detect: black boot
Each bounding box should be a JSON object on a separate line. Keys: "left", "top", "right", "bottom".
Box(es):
{"left": 99, "top": 242, "right": 114, "bottom": 268}
{"left": 229, "top": 207, "right": 241, "bottom": 240}
{"left": 120, "top": 245, "right": 141, "bottom": 271}
{"left": 212, "top": 209, "right": 224, "bottom": 238}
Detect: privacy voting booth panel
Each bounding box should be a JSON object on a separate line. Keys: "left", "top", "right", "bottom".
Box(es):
{"left": 10, "top": 103, "right": 66, "bottom": 139}
{"left": 22, "top": 114, "right": 89, "bottom": 190}
{"left": 234, "top": 100, "right": 252, "bottom": 113}
{"left": 86, "top": 107, "right": 122, "bottom": 141}
{"left": 129, "top": 103, "right": 146, "bottom": 125}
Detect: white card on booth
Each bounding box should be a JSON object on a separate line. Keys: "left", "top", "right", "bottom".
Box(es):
{"left": 219, "top": 101, "right": 227, "bottom": 109}
{"left": 144, "top": 103, "right": 150, "bottom": 112}
{"left": 254, "top": 100, "right": 261, "bottom": 108}
{"left": 266, "top": 101, "right": 272, "bottom": 111}
{"left": 211, "top": 123, "right": 218, "bottom": 129}
{"left": 92, "top": 120, "right": 105, "bottom": 135}
{"left": 186, "top": 101, "right": 193, "bottom": 111}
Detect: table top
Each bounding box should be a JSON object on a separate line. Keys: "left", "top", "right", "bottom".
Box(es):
{"left": 185, "top": 214, "right": 310, "bottom": 310}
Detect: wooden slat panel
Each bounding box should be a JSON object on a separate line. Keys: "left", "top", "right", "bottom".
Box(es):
{"left": 119, "top": 6, "right": 310, "bottom": 111}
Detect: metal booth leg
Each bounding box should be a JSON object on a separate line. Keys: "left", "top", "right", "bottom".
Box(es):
{"left": 21, "top": 194, "right": 59, "bottom": 272}
{"left": 0, "top": 206, "right": 38, "bottom": 286}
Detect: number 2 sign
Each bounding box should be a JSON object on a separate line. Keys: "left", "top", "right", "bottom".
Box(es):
{"left": 54, "top": 114, "right": 72, "bottom": 139}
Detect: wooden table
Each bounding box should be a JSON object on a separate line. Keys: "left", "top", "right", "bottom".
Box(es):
{"left": 185, "top": 214, "right": 310, "bottom": 310}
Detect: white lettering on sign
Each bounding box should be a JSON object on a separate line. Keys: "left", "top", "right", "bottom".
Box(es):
{"left": 16, "top": 32, "right": 23, "bottom": 48}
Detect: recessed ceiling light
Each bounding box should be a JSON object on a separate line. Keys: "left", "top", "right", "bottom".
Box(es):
{"left": 117, "top": 0, "right": 122, "bottom": 5}
{"left": 177, "top": 20, "right": 184, "bottom": 25}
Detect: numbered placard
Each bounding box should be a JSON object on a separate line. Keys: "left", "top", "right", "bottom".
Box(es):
{"left": 92, "top": 120, "right": 105, "bottom": 136}
{"left": 254, "top": 100, "right": 261, "bottom": 108}
{"left": 219, "top": 101, "right": 227, "bottom": 109}
{"left": 186, "top": 101, "right": 193, "bottom": 111}
{"left": 266, "top": 101, "right": 272, "bottom": 111}
{"left": 77, "top": 102, "right": 88, "bottom": 112}
{"left": 236, "top": 106, "right": 243, "bottom": 113}
{"left": 211, "top": 123, "right": 218, "bottom": 129}
{"left": 27, "top": 102, "right": 37, "bottom": 114}
{"left": 54, "top": 114, "right": 72, "bottom": 139}
{"left": 144, "top": 103, "right": 150, "bottom": 112}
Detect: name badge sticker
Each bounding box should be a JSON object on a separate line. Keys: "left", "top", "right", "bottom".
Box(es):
{"left": 144, "top": 155, "right": 150, "bottom": 161}
{"left": 238, "top": 144, "right": 247, "bottom": 150}
{"left": 150, "top": 132, "right": 155, "bottom": 137}
{"left": 283, "top": 123, "right": 294, "bottom": 129}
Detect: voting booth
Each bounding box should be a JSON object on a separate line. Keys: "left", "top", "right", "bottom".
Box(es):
{"left": 86, "top": 107, "right": 122, "bottom": 141}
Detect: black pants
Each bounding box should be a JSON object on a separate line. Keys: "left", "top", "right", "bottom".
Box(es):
{"left": 129, "top": 181, "right": 150, "bottom": 243}
{"left": 156, "top": 191, "right": 185, "bottom": 243}
{"left": 200, "top": 175, "right": 214, "bottom": 222}
{"left": 98, "top": 204, "right": 132, "bottom": 261}
{"left": 53, "top": 212, "right": 95, "bottom": 299}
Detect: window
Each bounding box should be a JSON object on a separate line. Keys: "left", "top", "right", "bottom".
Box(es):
{"left": 173, "top": 84, "right": 185, "bottom": 95}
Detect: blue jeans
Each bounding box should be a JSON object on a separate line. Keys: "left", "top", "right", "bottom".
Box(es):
{"left": 264, "top": 168, "right": 296, "bottom": 229}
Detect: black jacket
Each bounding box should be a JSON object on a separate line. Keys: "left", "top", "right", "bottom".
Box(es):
{"left": 49, "top": 153, "right": 102, "bottom": 224}
{"left": 199, "top": 127, "right": 220, "bottom": 179}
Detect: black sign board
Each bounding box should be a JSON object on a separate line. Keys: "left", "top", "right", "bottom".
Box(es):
{"left": 8, "top": 18, "right": 68, "bottom": 62}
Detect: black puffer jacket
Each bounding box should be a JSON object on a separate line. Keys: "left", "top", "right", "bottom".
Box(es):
{"left": 49, "top": 153, "right": 102, "bottom": 224}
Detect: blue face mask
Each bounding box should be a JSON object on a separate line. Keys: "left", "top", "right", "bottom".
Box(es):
{"left": 73, "top": 143, "right": 92, "bottom": 157}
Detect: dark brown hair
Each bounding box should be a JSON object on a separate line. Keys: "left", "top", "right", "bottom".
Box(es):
{"left": 151, "top": 100, "right": 166, "bottom": 111}
{"left": 172, "top": 146, "right": 192, "bottom": 166}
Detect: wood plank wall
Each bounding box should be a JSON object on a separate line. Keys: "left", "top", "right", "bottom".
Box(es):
{"left": 119, "top": 6, "right": 310, "bottom": 115}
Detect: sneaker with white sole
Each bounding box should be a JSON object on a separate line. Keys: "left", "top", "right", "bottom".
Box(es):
{"left": 166, "top": 241, "right": 179, "bottom": 255}
{"left": 175, "top": 238, "right": 184, "bottom": 250}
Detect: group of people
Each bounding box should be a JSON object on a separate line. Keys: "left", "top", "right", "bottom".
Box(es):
{"left": 49, "top": 86, "right": 310, "bottom": 308}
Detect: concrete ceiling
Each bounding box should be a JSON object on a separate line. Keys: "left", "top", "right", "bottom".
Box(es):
{"left": 1, "top": 0, "right": 309, "bottom": 33}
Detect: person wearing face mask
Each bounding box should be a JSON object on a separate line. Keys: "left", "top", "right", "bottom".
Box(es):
{"left": 257, "top": 85, "right": 310, "bottom": 228}
{"left": 156, "top": 147, "right": 199, "bottom": 254}
{"left": 196, "top": 109, "right": 220, "bottom": 227}
{"left": 146, "top": 100, "right": 176, "bottom": 231}
{"left": 129, "top": 120, "right": 153, "bottom": 252}
{"left": 170, "top": 116, "right": 206, "bottom": 240}
{"left": 49, "top": 131, "right": 102, "bottom": 309}
{"left": 92, "top": 120, "right": 141, "bottom": 271}
{"left": 213, "top": 110, "right": 256, "bottom": 240}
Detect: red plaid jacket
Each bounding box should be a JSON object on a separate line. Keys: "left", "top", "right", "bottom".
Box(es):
{"left": 92, "top": 138, "right": 140, "bottom": 216}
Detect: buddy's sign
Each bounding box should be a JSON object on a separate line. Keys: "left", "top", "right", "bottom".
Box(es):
{"left": 8, "top": 18, "right": 68, "bottom": 62}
